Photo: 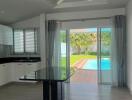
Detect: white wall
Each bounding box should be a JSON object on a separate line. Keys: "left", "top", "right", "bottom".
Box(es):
{"left": 40, "top": 14, "right": 46, "bottom": 68}
{"left": 12, "top": 16, "right": 40, "bottom": 28}
{"left": 126, "top": 0, "right": 132, "bottom": 94}
{"left": 47, "top": 8, "right": 125, "bottom": 20}
{"left": 12, "top": 14, "right": 46, "bottom": 68}
{"left": 11, "top": 16, "right": 41, "bottom": 57}
{"left": 12, "top": 8, "right": 125, "bottom": 28}
{"left": 11, "top": 8, "right": 126, "bottom": 69}
{"left": 47, "top": 8, "right": 125, "bottom": 29}
{"left": 60, "top": 19, "right": 112, "bottom": 29}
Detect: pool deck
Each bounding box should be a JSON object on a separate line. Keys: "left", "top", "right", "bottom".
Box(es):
{"left": 73, "top": 59, "right": 88, "bottom": 69}
{"left": 71, "top": 59, "right": 97, "bottom": 84}
{"left": 71, "top": 58, "right": 110, "bottom": 84}
{"left": 71, "top": 69, "right": 97, "bottom": 84}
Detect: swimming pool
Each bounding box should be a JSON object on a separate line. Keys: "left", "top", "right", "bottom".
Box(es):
{"left": 83, "top": 59, "right": 111, "bottom": 70}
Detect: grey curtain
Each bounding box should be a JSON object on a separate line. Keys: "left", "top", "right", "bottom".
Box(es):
{"left": 112, "top": 15, "right": 127, "bottom": 87}
{"left": 45, "top": 20, "right": 57, "bottom": 67}
{"left": 45, "top": 20, "right": 62, "bottom": 79}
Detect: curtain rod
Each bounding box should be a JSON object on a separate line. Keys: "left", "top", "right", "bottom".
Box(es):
{"left": 55, "top": 17, "right": 111, "bottom": 22}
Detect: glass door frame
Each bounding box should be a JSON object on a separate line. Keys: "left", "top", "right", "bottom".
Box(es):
{"left": 65, "top": 27, "right": 112, "bottom": 84}
{"left": 97, "top": 27, "right": 112, "bottom": 85}
{"left": 66, "top": 30, "right": 71, "bottom": 82}
{"left": 97, "top": 28, "right": 102, "bottom": 84}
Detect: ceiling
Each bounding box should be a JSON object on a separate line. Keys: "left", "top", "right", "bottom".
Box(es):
{"left": 54, "top": 0, "right": 128, "bottom": 12}
{"left": 0, "top": 0, "right": 129, "bottom": 25}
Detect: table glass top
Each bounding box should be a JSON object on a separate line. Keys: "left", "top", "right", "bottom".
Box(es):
{"left": 20, "top": 67, "right": 74, "bottom": 82}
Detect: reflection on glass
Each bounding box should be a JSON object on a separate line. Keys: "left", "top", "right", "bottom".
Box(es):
{"left": 60, "top": 30, "right": 67, "bottom": 78}
{"left": 100, "top": 28, "right": 112, "bottom": 84}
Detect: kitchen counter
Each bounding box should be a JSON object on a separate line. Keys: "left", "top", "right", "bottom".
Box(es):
{"left": 0, "top": 57, "right": 41, "bottom": 64}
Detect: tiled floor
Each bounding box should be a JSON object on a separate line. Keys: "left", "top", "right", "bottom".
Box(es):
{"left": 0, "top": 82, "right": 131, "bottom": 100}
{"left": 68, "top": 83, "right": 132, "bottom": 100}
{"left": 0, "top": 82, "right": 43, "bottom": 100}
{"left": 69, "top": 69, "right": 132, "bottom": 100}
{"left": 0, "top": 71, "right": 132, "bottom": 100}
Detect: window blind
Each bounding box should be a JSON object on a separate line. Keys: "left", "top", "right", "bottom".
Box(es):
{"left": 13, "top": 29, "right": 38, "bottom": 54}
{"left": 25, "top": 30, "right": 35, "bottom": 53}
{"left": 14, "top": 30, "right": 24, "bottom": 53}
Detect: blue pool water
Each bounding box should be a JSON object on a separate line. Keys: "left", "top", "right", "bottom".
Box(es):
{"left": 83, "top": 59, "right": 111, "bottom": 70}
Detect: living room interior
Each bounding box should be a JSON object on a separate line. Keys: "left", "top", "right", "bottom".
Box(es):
{"left": 0, "top": 0, "right": 132, "bottom": 100}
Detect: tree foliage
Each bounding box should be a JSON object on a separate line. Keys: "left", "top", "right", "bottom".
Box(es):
{"left": 60, "top": 30, "right": 111, "bottom": 55}
{"left": 70, "top": 32, "right": 97, "bottom": 54}
{"left": 101, "top": 32, "right": 111, "bottom": 46}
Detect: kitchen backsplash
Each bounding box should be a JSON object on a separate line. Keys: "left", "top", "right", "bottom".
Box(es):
{"left": 0, "top": 44, "right": 40, "bottom": 58}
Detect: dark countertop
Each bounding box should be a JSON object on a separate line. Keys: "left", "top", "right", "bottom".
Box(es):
{"left": 0, "top": 57, "right": 41, "bottom": 64}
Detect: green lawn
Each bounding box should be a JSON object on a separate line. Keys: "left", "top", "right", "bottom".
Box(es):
{"left": 70, "top": 55, "right": 96, "bottom": 65}
{"left": 61, "top": 55, "right": 97, "bottom": 67}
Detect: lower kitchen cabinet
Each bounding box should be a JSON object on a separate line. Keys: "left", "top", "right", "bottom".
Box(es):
{"left": 0, "top": 64, "right": 9, "bottom": 86}
{"left": 12, "top": 63, "right": 25, "bottom": 82}
{"left": 24, "top": 63, "right": 40, "bottom": 74}
{"left": 0, "top": 62, "right": 40, "bottom": 86}
{"left": 10, "top": 62, "right": 40, "bottom": 82}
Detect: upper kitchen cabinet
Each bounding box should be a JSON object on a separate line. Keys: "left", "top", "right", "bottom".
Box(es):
{"left": 0, "top": 25, "right": 13, "bottom": 45}
{"left": 3, "top": 26, "right": 13, "bottom": 45}
{"left": 0, "top": 25, "right": 4, "bottom": 44}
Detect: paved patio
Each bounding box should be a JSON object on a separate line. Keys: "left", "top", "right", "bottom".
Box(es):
{"left": 73, "top": 59, "right": 88, "bottom": 69}
{"left": 71, "top": 69, "right": 97, "bottom": 84}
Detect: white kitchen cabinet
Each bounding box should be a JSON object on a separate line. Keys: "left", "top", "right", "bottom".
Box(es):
{"left": 0, "top": 25, "right": 13, "bottom": 45}
{"left": 10, "top": 62, "right": 40, "bottom": 82}
{"left": 0, "top": 64, "right": 9, "bottom": 86}
{"left": 3, "top": 26, "right": 13, "bottom": 45}
{"left": 13, "top": 63, "right": 25, "bottom": 82}
{"left": 6, "top": 63, "right": 12, "bottom": 82}
{"left": 0, "top": 25, "right": 4, "bottom": 44}
{"left": 24, "top": 63, "right": 39, "bottom": 75}
{"left": 0, "top": 62, "right": 40, "bottom": 85}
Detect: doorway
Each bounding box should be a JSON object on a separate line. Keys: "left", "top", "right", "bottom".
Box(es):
{"left": 67, "top": 28, "right": 112, "bottom": 85}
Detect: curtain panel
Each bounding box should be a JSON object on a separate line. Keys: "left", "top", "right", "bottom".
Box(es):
{"left": 45, "top": 20, "right": 58, "bottom": 67}
{"left": 45, "top": 20, "right": 61, "bottom": 78}
{"left": 112, "top": 15, "right": 127, "bottom": 87}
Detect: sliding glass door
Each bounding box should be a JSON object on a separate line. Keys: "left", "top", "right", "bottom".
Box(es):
{"left": 60, "top": 30, "right": 70, "bottom": 80}
{"left": 98, "top": 28, "right": 112, "bottom": 84}
{"left": 61, "top": 27, "right": 112, "bottom": 85}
